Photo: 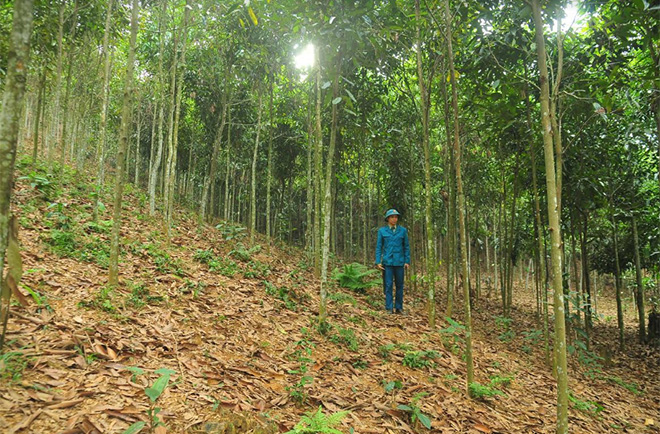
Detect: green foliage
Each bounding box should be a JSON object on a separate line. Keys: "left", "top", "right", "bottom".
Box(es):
{"left": 328, "top": 292, "right": 357, "bottom": 307}
{"left": 44, "top": 229, "right": 78, "bottom": 256}
{"left": 215, "top": 221, "right": 247, "bottom": 240}
{"left": 383, "top": 380, "right": 403, "bottom": 392}
{"left": 193, "top": 249, "right": 238, "bottom": 276}
{"left": 18, "top": 171, "right": 58, "bottom": 199}
{"left": 522, "top": 329, "right": 543, "bottom": 353}
{"left": 604, "top": 376, "right": 642, "bottom": 395}
{"left": 244, "top": 260, "right": 270, "bottom": 278}
{"left": 78, "top": 286, "right": 116, "bottom": 313}
{"left": 126, "top": 282, "right": 164, "bottom": 309}
{"left": 568, "top": 340, "right": 603, "bottom": 378}
{"left": 397, "top": 392, "right": 432, "bottom": 429}
{"left": 229, "top": 242, "right": 261, "bottom": 262}
{"left": 145, "top": 244, "right": 185, "bottom": 276}
{"left": 352, "top": 358, "right": 368, "bottom": 369}
{"left": 329, "top": 326, "right": 359, "bottom": 352}
{"left": 494, "top": 315, "right": 515, "bottom": 342}
{"left": 489, "top": 374, "right": 514, "bottom": 388}
{"left": 440, "top": 317, "right": 466, "bottom": 354}
{"left": 568, "top": 391, "right": 604, "bottom": 416}
{"left": 468, "top": 382, "right": 504, "bottom": 400}
{"left": 264, "top": 281, "right": 298, "bottom": 310}
{"left": 121, "top": 367, "right": 177, "bottom": 434}
{"left": 0, "top": 352, "right": 30, "bottom": 382}
{"left": 331, "top": 262, "right": 379, "bottom": 293}
{"left": 284, "top": 406, "right": 349, "bottom": 434}
{"left": 402, "top": 350, "right": 439, "bottom": 369}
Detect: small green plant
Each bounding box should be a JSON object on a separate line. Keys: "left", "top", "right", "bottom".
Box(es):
{"left": 604, "top": 376, "right": 641, "bottom": 395}
{"left": 180, "top": 279, "right": 206, "bottom": 297}
{"left": 229, "top": 242, "right": 261, "bottom": 262}
{"left": 468, "top": 382, "right": 504, "bottom": 400}
{"left": 18, "top": 171, "right": 57, "bottom": 199}
{"left": 331, "top": 262, "right": 379, "bottom": 294}
{"left": 126, "top": 282, "right": 164, "bottom": 309}
{"left": 286, "top": 375, "right": 313, "bottom": 404}
{"left": 383, "top": 380, "right": 403, "bottom": 393}
{"left": 397, "top": 392, "right": 432, "bottom": 429}
{"left": 440, "top": 317, "right": 466, "bottom": 354}
{"left": 329, "top": 327, "right": 359, "bottom": 352}
{"left": 328, "top": 292, "right": 357, "bottom": 307}
{"left": 79, "top": 286, "right": 116, "bottom": 313}
{"left": 215, "top": 221, "right": 247, "bottom": 240}
{"left": 568, "top": 340, "right": 603, "bottom": 378}
{"left": 402, "top": 350, "right": 439, "bottom": 369}
{"left": 489, "top": 374, "right": 514, "bottom": 388}
{"left": 284, "top": 406, "right": 349, "bottom": 434}
{"left": 352, "top": 358, "right": 368, "bottom": 369}
{"left": 521, "top": 329, "right": 543, "bottom": 353}
{"left": 494, "top": 315, "right": 515, "bottom": 342}
{"left": 244, "top": 260, "right": 270, "bottom": 278}
{"left": 45, "top": 229, "right": 78, "bottom": 256}
{"left": 122, "top": 368, "right": 177, "bottom": 434}
{"left": 568, "top": 391, "right": 604, "bottom": 415}
{"left": 0, "top": 352, "right": 30, "bottom": 382}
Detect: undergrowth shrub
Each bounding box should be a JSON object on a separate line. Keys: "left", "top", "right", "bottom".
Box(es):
{"left": 331, "top": 262, "right": 379, "bottom": 293}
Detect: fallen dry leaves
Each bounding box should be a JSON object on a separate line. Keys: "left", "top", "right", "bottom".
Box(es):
{"left": 1, "top": 168, "right": 659, "bottom": 434}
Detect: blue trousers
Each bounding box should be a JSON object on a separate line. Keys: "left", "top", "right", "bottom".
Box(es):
{"left": 383, "top": 266, "right": 405, "bottom": 311}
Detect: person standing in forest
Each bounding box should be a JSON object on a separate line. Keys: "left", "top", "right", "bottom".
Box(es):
{"left": 375, "top": 209, "right": 411, "bottom": 314}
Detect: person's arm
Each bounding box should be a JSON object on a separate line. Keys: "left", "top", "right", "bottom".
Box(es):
{"left": 403, "top": 228, "right": 410, "bottom": 266}
{"left": 375, "top": 228, "right": 383, "bottom": 267}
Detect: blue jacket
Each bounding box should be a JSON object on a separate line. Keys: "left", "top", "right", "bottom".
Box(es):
{"left": 375, "top": 225, "right": 410, "bottom": 266}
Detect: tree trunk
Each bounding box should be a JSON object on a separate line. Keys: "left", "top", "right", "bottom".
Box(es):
{"left": 319, "top": 55, "right": 342, "bottom": 326}
{"left": 0, "top": 0, "right": 34, "bottom": 351}
{"left": 313, "top": 45, "right": 323, "bottom": 277}
{"left": 108, "top": 0, "right": 138, "bottom": 285}
{"left": 266, "top": 76, "right": 274, "bottom": 251}
{"left": 201, "top": 65, "right": 230, "bottom": 226}
{"left": 50, "top": 3, "right": 65, "bottom": 170}
{"left": 531, "top": 1, "right": 569, "bottom": 431}
{"left": 611, "top": 210, "right": 625, "bottom": 351}
{"left": 444, "top": 0, "right": 473, "bottom": 390}
{"left": 148, "top": 1, "right": 168, "bottom": 217}
{"left": 416, "top": 0, "right": 437, "bottom": 327}
{"left": 580, "top": 211, "right": 593, "bottom": 342}
{"left": 31, "top": 65, "right": 46, "bottom": 164}
{"left": 632, "top": 215, "right": 646, "bottom": 342}
{"left": 250, "top": 90, "right": 264, "bottom": 242}
{"left": 224, "top": 109, "right": 232, "bottom": 221}
{"left": 165, "top": 3, "right": 190, "bottom": 238}
{"left": 305, "top": 85, "right": 314, "bottom": 257}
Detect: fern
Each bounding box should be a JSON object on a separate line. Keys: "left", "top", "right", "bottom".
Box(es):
{"left": 285, "top": 406, "right": 349, "bottom": 434}
{"left": 331, "top": 263, "right": 379, "bottom": 293}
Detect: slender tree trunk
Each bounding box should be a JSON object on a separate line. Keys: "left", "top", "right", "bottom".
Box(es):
{"left": 108, "top": 0, "right": 138, "bottom": 285}
{"left": 31, "top": 65, "right": 45, "bottom": 164}
{"left": 305, "top": 86, "right": 314, "bottom": 256}
{"left": 580, "top": 211, "right": 593, "bottom": 342}
{"left": 250, "top": 90, "right": 264, "bottom": 242}
{"left": 163, "top": 26, "right": 180, "bottom": 235}
{"left": 0, "top": 0, "right": 34, "bottom": 352}
{"left": 444, "top": 0, "right": 473, "bottom": 389}
{"left": 50, "top": 3, "right": 64, "bottom": 170}
{"left": 313, "top": 45, "right": 323, "bottom": 277}
{"left": 319, "top": 55, "right": 342, "bottom": 326}
{"left": 266, "top": 76, "right": 274, "bottom": 251}
{"left": 224, "top": 110, "right": 232, "bottom": 221}
{"left": 148, "top": 1, "right": 167, "bottom": 216}
{"left": 611, "top": 210, "right": 625, "bottom": 351}
{"left": 531, "top": 1, "right": 569, "bottom": 431}
{"left": 416, "top": 0, "right": 437, "bottom": 327}
{"left": 165, "top": 3, "right": 190, "bottom": 238}
{"left": 200, "top": 66, "right": 230, "bottom": 225}
{"left": 631, "top": 215, "right": 646, "bottom": 342}
{"left": 134, "top": 100, "right": 141, "bottom": 186}
{"left": 59, "top": 0, "right": 79, "bottom": 169}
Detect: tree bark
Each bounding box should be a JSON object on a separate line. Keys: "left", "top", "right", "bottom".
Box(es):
{"left": 108, "top": 0, "right": 139, "bottom": 285}
{"left": 250, "top": 89, "right": 264, "bottom": 242}
{"left": 0, "top": 0, "right": 34, "bottom": 351}
{"left": 632, "top": 214, "right": 646, "bottom": 342}
{"left": 610, "top": 210, "right": 625, "bottom": 351}
{"left": 445, "top": 0, "right": 473, "bottom": 390}
{"left": 416, "top": 0, "right": 437, "bottom": 328}
{"left": 531, "top": 1, "right": 569, "bottom": 431}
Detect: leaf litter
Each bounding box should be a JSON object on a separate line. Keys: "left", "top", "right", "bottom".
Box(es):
{"left": 0, "top": 169, "right": 658, "bottom": 433}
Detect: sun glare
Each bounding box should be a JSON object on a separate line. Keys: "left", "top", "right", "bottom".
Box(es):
{"left": 294, "top": 43, "right": 315, "bottom": 70}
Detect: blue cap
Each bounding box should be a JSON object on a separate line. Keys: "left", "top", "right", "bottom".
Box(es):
{"left": 384, "top": 209, "right": 400, "bottom": 221}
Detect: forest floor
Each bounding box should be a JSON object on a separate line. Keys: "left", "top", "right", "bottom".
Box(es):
{"left": 1, "top": 157, "right": 659, "bottom": 434}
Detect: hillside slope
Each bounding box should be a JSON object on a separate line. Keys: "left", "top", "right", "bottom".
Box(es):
{"left": 1, "top": 159, "right": 658, "bottom": 433}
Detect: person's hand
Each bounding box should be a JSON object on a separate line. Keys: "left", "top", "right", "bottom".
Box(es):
{"left": 404, "top": 263, "right": 410, "bottom": 270}
{"left": 376, "top": 263, "right": 384, "bottom": 271}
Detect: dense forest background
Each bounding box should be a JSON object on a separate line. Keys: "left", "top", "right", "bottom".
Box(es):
{"left": 1, "top": 0, "right": 660, "bottom": 433}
